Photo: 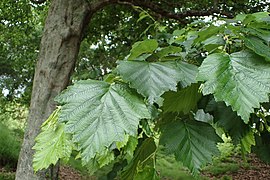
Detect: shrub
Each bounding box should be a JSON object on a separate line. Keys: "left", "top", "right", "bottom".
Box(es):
{"left": 0, "top": 123, "right": 21, "bottom": 169}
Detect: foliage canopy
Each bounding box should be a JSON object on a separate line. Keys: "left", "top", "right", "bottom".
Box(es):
{"left": 33, "top": 11, "right": 270, "bottom": 178}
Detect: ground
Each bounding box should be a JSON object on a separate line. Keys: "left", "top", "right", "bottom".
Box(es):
{"left": 59, "top": 154, "right": 270, "bottom": 180}
{"left": 202, "top": 154, "right": 270, "bottom": 180}
{"left": 1, "top": 154, "right": 270, "bottom": 179}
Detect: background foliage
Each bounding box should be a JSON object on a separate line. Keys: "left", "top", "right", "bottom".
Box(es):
{"left": 1, "top": 0, "right": 270, "bottom": 179}
{"left": 33, "top": 11, "right": 270, "bottom": 179}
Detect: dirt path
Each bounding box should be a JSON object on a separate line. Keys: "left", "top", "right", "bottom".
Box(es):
{"left": 203, "top": 154, "right": 270, "bottom": 180}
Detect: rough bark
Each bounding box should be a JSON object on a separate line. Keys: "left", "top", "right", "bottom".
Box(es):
{"left": 15, "top": 0, "right": 91, "bottom": 179}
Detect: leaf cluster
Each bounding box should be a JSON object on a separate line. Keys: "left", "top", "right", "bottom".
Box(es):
{"left": 33, "top": 12, "right": 270, "bottom": 178}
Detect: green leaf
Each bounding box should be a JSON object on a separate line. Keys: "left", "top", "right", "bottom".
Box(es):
{"left": 116, "top": 134, "right": 130, "bottom": 150}
{"left": 137, "top": 12, "right": 149, "bottom": 23}
{"left": 115, "top": 135, "right": 139, "bottom": 162}
{"left": 173, "top": 29, "right": 185, "bottom": 36}
{"left": 207, "top": 101, "right": 250, "bottom": 145}
{"left": 121, "top": 138, "right": 158, "bottom": 180}
{"left": 163, "top": 83, "right": 201, "bottom": 114}
{"left": 240, "top": 130, "right": 255, "bottom": 154}
{"left": 197, "top": 50, "right": 270, "bottom": 123}
{"left": 33, "top": 109, "right": 72, "bottom": 171}
{"left": 135, "top": 165, "right": 159, "bottom": 180}
{"left": 160, "top": 117, "right": 221, "bottom": 174}
{"left": 243, "top": 27, "right": 270, "bottom": 45}
{"left": 243, "top": 12, "right": 270, "bottom": 24}
{"left": 123, "top": 136, "right": 139, "bottom": 162}
{"left": 85, "top": 148, "right": 115, "bottom": 175}
{"left": 194, "top": 109, "right": 213, "bottom": 124}
{"left": 194, "top": 25, "right": 224, "bottom": 45}
{"left": 253, "top": 132, "right": 270, "bottom": 163}
{"left": 96, "top": 148, "right": 115, "bottom": 167}
{"left": 128, "top": 39, "right": 158, "bottom": 60}
{"left": 55, "top": 80, "right": 150, "bottom": 162}
{"left": 244, "top": 36, "right": 270, "bottom": 62}
{"left": 86, "top": 148, "right": 115, "bottom": 175}
{"left": 117, "top": 60, "right": 198, "bottom": 104}
{"left": 235, "top": 14, "right": 247, "bottom": 21}
{"left": 155, "top": 46, "right": 182, "bottom": 60}
{"left": 202, "top": 35, "right": 225, "bottom": 52}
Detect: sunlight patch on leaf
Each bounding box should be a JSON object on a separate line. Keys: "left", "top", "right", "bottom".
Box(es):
{"left": 33, "top": 108, "right": 72, "bottom": 171}
{"left": 240, "top": 130, "right": 255, "bottom": 154}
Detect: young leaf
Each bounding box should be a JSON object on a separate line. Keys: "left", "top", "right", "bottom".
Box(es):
{"left": 162, "top": 83, "right": 201, "bottom": 114}
{"left": 240, "top": 130, "right": 255, "bottom": 154}
{"left": 128, "top": 39, "right": 158, "bottom": 60}
{"left": 85, "top": 148, "right": 115, "bottom": 175}
{"left": 33, "top": 109, "right": 72, "bottom": 171}
{"left": 55, "top": 80, "right": 150, "bottom": 162}
{"left": 117, "top": 60, "right": 198, "bottom": 104}
{"left": 123, "top": 136, "right": 139, "bottom": 162}
{"left": 197, "top": 50, "right": 270, "bottom": 123}
{"left": 160, "top": 117, "right": 221, "bottom": 174}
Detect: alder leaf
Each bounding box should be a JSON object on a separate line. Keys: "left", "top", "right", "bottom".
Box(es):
{"left": 128, "top": 39, "right": 158, "bottom": 60}
{"left": 33, "top": 108, "right": 72, "bottom": 171}
{"left": 240, "top": 130, "right": 255, "bottom": 154}
{"left": 160, "top": 117, "right": 221, "bottom": 174}
{"left": 163, "top": 83, "right": 201, "bottom": 114}
{"left": 197, "top": 50, "right": 270, "bottom": 123}
{"left": 86, "top": 148, "right": 115, "bottom": 175}
{"left": 207, "top": 101, "right": 250, "bottom": 145}
{"left": 117, "top": 60, "right": 198, "bottom": 104}
{"left": 155, "top": 46, "right": 182, "bottom": 60}
{"left": 55, "top": 80, "right": 150, "bottom": 162}
{"left": 194, "top": 109, "right": 214, "bottom": 124}
{"left": 193, "top": 25, "right": 224, "bottom": 45}
{"left": 244, "top": 36, "right": 270, "bottom": 62}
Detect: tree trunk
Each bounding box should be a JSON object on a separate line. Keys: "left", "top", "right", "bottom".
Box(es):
{"left": 15, "top": 0, "right": 91, "bottom": 179}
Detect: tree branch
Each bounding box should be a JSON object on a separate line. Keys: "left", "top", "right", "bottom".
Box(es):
{"left": 89, "top": 0, "right": 118, "bottom": 13}
{"left": 30, "top": 0, "right": 47, "bottom": 4}
{"left": 117, "top": 0, "right": 234, "bottom": 24}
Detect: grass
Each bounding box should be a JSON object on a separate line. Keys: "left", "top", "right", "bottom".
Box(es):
{"left": 0, "top": 172, "right": 15, "bottom": 180}
{"left": 0, "top": 123, "right": 22, "bottom": 180}
{"left": 0, "top": 123, "right": 22, "bottom": 170}
{"left": 156, "top": 149, "right": 197, "bottom": 180}
{"left": 203, "top": 162, "right": 240, "bottom": 176}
